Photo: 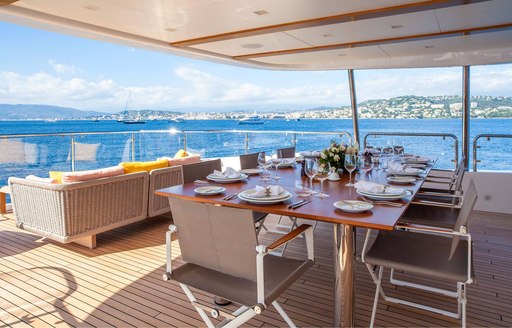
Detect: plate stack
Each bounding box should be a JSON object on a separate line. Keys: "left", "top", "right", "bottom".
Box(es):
{"left": 356, "top": 187, "right": 411, "bottom": 201}
{"left": 238, "top": 189, "right": 292, "bottom": 204}
{"left": 207, "top": 173, "right": 248, "bottom": 183}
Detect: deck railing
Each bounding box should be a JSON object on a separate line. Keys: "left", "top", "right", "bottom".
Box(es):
{"left": 473, "top": 134, "right": 512, "bottom": 172}
{"left": 363, "top": 132, "right": 459, "bottom": 169}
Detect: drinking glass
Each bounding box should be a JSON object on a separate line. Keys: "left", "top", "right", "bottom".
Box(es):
{"left": 258, "top": 166, "right": 271, "bottom": 182}
{"left": 394, "top": 139, "right": 404, "bottom": 156}
{"left": 372, "top": 147, "right": 382, "bottom": 171}
{"left": 304, "top": 158, "right": 318, "bottom": 194}
{"left": 271, "top": 151, "right": 282, "bottom": 180}
{"left": 315, "top": 162, "right": 330, "bottom": 198}
{"left": 257, "top": 152, "right": 269, "bottom": 168}
{"left": 358, "top": 155, "right": 374, "bottom": 181}
{"left": 344, "top": 154, "right": 357, "bottom": 186}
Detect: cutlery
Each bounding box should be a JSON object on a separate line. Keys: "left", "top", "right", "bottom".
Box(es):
{"left": 290, "top": 199, "right": 311, "bottom": 209}
{"left": 360, "top": 196, "right": 403, "bottom": 207}
{"left": 194, "top": 179, "right": 209, "bottom": 184}
{"left": 223, "top": 193, "right": 238, "bottom": 200}
{"left": 204, "top": 187, "right": 224, "bottom": 194}
{"left": 288, "top": 199, "right": 307, "bottom": 209}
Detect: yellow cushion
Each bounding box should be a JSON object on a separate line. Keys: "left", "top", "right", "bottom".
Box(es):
{"left": 174, "top": 149, "right": 188, "bottom": 158}
{"left": 49, "top": 171, "right": 65, "bottom": 184}
{"left": 120, "top": 159, "right": 169, "bottom": 174}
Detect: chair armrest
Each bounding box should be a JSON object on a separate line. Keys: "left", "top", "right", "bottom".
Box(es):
{"left": 266, "top": 224, "right": 312, "bottom": 252}
{"left": 423, "top": 179, "right": 453, "bottom": 184}
{"left": 416, "top": 191, "right": 461, "bottom": 197}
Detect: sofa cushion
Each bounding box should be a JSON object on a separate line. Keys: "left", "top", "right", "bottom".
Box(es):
{"left": 62, "top": 165, "right": 125, "bottom": 183}
{"left": 26, "top": 175, "right": 58, "bottom": 184}
{"left": 49, "top": 171, "right": 65, "bottom": 183}
{"left": 158, "top": 154, "right": 201, "bottom": 167}
{"left": 120, "top": 159, "right": 168, "bottom": 174}
{"left": 174, "top": 149, "right": 188, "bottom": 158}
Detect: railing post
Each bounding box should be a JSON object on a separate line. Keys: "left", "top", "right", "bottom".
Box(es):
{"left": 131, "top": 133, "right": 135, "bottom": 161}
{"left": 348, "top": 69, "right": 360, "bottom": 145}
{"left": 291, "top": 133, "right": 297, "bottom": 148}
{"left": 183, "top": 133, "right": 187, "bottom": 152}
{"left": 70, "top": 135, "right": 75, "bottom": 171}
{"left": 473, "top": 137, "right": 478, "bottom": 172}
{"left": 244, "top": 132, "right": 249, "bottom": 154}
{"left": 462, "top": 66, "right": 470, "bottom": 170}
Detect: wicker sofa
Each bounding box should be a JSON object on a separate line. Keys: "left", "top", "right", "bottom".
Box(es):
{"left": 9, "top": 165, "right": 184, "bottom": 248}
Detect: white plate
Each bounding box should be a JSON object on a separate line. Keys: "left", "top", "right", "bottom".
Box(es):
{"left": 356, "top": 186, "right": 406, "bottom": 197}
{"left": 386, "top": 176, "right": 416, "bottom": 184}
{"left": 207, "top": 173, "right": 248, "bottom": 183}
{"left": 334, "top": 200, "right": 373, "bottom": 213}
{"left": 239, "top": 189, "right": 291, "bottom": 201}
{"left": 194, "top": 186, "right": 226, "bottom": 195}
{"left": 357, "top": 189, "right": 411, "bottom": 201}
{"left": 386, "top": 169, "right": 425, "bottom": 176}
{"left": 239, "top": 168, "right": 259, "bottom": 175}
{"left": 238, "top": 191, "right": 292, "bottom": 204}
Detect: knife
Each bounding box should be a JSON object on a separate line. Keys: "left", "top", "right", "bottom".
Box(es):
{"left": 288, "top": 199, "right": 307, "bottom": 209}
{"left": 290, "top": 199, "right": 311, "bottom": 209}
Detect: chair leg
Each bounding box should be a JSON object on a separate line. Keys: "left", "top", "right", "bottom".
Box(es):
{"left": 370, "top": 266, "right": 384, "bottom": 328}
{"left": 272, "top": 301, "right": 297, "bottom": 328}
{"left": 460, "top": 283, "right": 467, "bottom": 328}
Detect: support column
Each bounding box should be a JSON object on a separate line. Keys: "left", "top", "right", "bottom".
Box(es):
{"left": 333, "top": 223, "right": 355, "bottom": 327}
{"left": 348, "top": 69, "right": 359, "bottom": 145}
{"left": 462, "top": 66, "right": 470, "bottom": 170}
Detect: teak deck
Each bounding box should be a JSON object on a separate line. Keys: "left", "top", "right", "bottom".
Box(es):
{"left": 0, "top": 211, "right": 511, "bottom": 327}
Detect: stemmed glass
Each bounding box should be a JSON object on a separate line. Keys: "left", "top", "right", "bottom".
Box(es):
{"left": 257, "top": 152, "right": 271, "bottom": 182}
{"left": 372, "top": 146, "right": 382, "bottom": 171}
{"left": 315, "top": 162, "right": 330, "bottom": 198}
{"left": 344, "top": 154, "right": 357, "bottom": 186}
{"left": 394, "top": 139, "right": 404, "bottom": 156}
{"left": 358, "top": 155, "right": 374, "bottom": 181}
{"left": 271, "top": 150, "right": 282, "bottom": 180}
{"left": 304, "top": 158, "right": 318, "bottom": 194}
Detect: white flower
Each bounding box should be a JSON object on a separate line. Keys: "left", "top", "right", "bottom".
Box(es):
{"left": 334, "top": 154, "right": 340, "bottom": 161}
{"left": 329, "top": 152, "right": 334, "bottom": 157}
{"left": 321, "top": 153, "right": 327, "bottom": 159}
{"left": 331, "top": 147, "right": 338, "bottom": 153}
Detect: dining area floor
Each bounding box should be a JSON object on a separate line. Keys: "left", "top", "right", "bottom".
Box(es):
{"left": 0, "top": 210, "right": 511, "bottom": 327}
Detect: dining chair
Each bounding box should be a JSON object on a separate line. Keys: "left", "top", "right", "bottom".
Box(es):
{"left": 163, "top": 198, "right": 314, "bottom": 328}
{"left": 277, "top": 147, "right": 295, "bottom": 158}
{"left": 239, "top": 151, "right": 264, "bottom": 170}
{"left": 362, "top": 179, "right": 477, "bottom": 328}
{"left": 182, "top": 159, "right": 222, "bottom": 183}
{"left": 420, "top": 157, "right": 466, "bottom": 194}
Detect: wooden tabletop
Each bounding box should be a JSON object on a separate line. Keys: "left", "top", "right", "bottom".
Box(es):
{"left": 155, "top": 165, "right": 429, "bottom": 231}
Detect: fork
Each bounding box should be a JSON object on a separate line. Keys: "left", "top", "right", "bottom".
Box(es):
{"left": 360, "top": 196, "right": 403, "bottom": 207}
{"left": 223, "top": 193, "right": 238, "bottom": 200}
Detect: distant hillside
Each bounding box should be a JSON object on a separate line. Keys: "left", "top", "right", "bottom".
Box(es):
{"left": 0, "top": 104, "right": 106, "bottom": 120}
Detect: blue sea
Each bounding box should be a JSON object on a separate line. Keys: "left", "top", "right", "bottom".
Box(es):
{"left": 0, "top": 118, "right": 510, "bottom": 187}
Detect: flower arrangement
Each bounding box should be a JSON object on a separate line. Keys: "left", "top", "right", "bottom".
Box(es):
{"left": 319, "top": 141, "right": 359, "bottom": 171}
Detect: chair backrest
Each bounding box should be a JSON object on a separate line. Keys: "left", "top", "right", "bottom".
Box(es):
{"left": 239, "top": 152, "right": 264, "bottom": 170}
{"left": 169, "top": 198, "right": 259, "bottom": 281}
{"left": 449, "top": 158, "right": 466, "bottom": 207}
{"left": 182, "top": 159, "right": 222, "bottom": 183}
{"left": 277, "top": 147, "right": 295, "bottom": 158}
{"left": 449, "top": 179, "right": 478, "bottom": 260}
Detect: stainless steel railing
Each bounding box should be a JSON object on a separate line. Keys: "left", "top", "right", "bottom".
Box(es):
{"left": 0, "top": 129, "right": 352, "bottom": 172}
{"left": 363, "top": 132, "right": 459, "bottom": 169}
{"left": 473, "top": 134, "right": 512, "bottom": 172}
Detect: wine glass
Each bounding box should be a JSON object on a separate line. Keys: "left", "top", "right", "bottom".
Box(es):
{"left": 271, "top": 150, "right": 282, "bottom": 180}
{"left": 394, "top": 139, "right": 404, "bottom": 156}
{"left": 257, "top": 152, "right": 269, "bottom": 168}
{"left": 358, "top": 155, "right": 374, "bottom": 181}
{"left": 315, "top": 162, "right": 330, "bottom": 198}
{"left": 304, "top": 158, "right": 318, "bottom": 194}
{"left": 344, "top": 154, "right": 356, "bottom": 186}
{"left": 258, "top": 166, "right": 271, "bottom": 183}
{"left": 372, "top": 146, "right": 382, "bottom": 171}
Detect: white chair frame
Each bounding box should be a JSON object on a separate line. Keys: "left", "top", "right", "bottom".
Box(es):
{"left": 361, "top": 224, "right": 473, "bottom": 328}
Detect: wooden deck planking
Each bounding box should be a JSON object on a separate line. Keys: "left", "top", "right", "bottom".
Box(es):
{"left": 0, "top": 211, "right": 511, "bottom": 327}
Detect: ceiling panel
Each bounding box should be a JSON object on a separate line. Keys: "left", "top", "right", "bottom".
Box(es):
{"left": 285, "top": 10, "right": 439, "bottom": 46}
{"left": 190, "top": 32, "right": 311, "bottom": 56}
{"left": 436, "top": 0, "right": 512, "bottom": 31}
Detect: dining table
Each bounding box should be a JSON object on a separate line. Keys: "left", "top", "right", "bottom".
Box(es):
{"left": 155, "top": 161, "right": 431, "bottom": 328}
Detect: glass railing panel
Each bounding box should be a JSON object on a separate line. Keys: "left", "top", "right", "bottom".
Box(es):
{"left": 473, "top": 134, "right": 512, "bottom": 171}
{"left": 135, "top": 131, "right": 184, "bottom": 161}
{"left": 183, "top": 131, "right": 246, "bottom": 158}
{"left": 72, "top": 133, "right": 134, "bottom": 171}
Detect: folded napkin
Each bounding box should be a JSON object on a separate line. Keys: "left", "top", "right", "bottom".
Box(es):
{"left": 354, "top": 181, "right": 403, "bottom": 194}
{"left": 388, "top": 161, "right": 418, "bottom": 173}
{"left": 212, "top": 167, "right": 241, "bottom": 179}
{"left": 251, "top": 185, "right": 285, "bottom": 198}
{"left": 281, "top": 158, "right": 296, "bottom": 165}
{"left": 354, "top": 181, "right": 385, "bottom": 193}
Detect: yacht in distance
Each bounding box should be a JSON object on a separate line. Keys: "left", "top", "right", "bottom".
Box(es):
{"left": 238, "top": 112, "right": 265, "bottom": 124}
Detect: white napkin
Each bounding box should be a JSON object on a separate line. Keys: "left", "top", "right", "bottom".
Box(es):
{"left": 388, "top": 161, "right": 418, "bottom": 173}
{"left": 354, "top": 181, "right": 385, "bottom": 193}
{"left": 251, "top": 185, "right": 285, "bottom": 198}
{"left": 212, "top": 167, "right": 241, "bottom": 178}
{"left": 354, "top": 181, "right": 403, "bottom": 194}
{"left": 281, "top": 158, "right": 296, "bottom": 165}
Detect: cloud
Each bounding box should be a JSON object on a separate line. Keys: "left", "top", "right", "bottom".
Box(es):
{"left": 48, "top": 60, "right": 80, "bottom": 74}
{"left": 0, "top": 64, "right": 511, "bottom": 112}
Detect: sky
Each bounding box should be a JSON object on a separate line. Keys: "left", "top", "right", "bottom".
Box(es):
{"left": 1, "top": 21, "right": 512, "bottom": 113}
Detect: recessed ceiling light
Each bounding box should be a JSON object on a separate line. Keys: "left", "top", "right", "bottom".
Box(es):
{"left": 391, "top": 24, "right": 404, "bottom": 29}
{"left": 83, "top": 5, "right": 100, "bottom": 11}
{"left": 165, "top": 28, "right": 178, "bottom": 32}
{"left": 253, "top": 10, "right": 269, "bottom": 15}
{"left": 241, "top": 43, "right": 263, "bottom": 49}
{"left": 425, "top": 45, "right": 435, "bottom": 49}
{"left": 322, "top": 34, "right": 333, "bottom": 38}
